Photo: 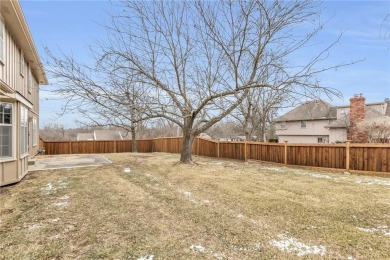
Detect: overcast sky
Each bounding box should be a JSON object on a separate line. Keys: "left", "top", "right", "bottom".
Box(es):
{"left": 20, "top": 0, "right": 390, "bottom": 128}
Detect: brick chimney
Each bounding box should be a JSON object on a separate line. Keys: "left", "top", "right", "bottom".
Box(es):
{"left": 348, "top": 94, "right": 367, "bottom": 142}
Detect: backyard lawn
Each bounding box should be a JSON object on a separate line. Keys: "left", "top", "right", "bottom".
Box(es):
{"left": 1, "top": 153, "right": 389, "bottom": 259}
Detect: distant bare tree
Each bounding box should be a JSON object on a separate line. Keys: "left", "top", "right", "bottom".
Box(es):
{"left": 358, "top": 117, "right": 390, "bottom": 143}
{"left": 232, "top": 87, "right": 288, "bottom": 142}
{"left": 46, "top": 50, "right": 150, "bottom": 152}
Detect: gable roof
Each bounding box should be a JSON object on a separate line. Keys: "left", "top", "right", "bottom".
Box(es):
{"left": 77, "top": 133, "right": 94, "bottom": 141}
{"left": 94, "top": 130, "right": 123, "bottom": 140}
{"left": 327, "top": 106, "right": 389, "bottom": 129}
{"left": 275, "top": 100, "right": 336, "bottom": 122}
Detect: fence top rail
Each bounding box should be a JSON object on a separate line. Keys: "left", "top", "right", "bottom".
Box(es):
{"left": 286, "top": 143, "right": 346, "bottom": 147}
{"left": 350, "top": 143, "right": 390, "bottom": 148}
{"left": 246, "top": 142, "right": 284, "bottom": 146}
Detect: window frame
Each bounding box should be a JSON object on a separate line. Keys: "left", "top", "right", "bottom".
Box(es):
{"left": 32, "top": 116, "right": 37, "bottom": 147}
{"left": 20, "top": 105, "right": 29, "bottom": 158}
{"left": 280, "top": 122, "right": 287, "bottom": 129}
{"left": 317, "top": 137, "right": 323, "bottom": 143}
{"left": 300, "top": 121, "right": 306, "bottom": 128}
{"left": 0, "top": 102, "right": 14, "bottom": 161}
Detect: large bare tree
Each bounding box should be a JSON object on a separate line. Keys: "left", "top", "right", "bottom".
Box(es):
{"left": 48, "top": 0, "right": 353, "bottom": 163}
{"left": 101, "top": 0, "right": 349, "bottom": 162}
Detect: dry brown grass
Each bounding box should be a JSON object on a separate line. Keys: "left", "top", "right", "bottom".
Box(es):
{"left": 1, "top": 152, "right": 390, "bottom": 259}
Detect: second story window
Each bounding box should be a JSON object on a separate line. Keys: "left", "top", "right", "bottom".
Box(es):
{"left": 280, "top": 122, "right": 286, "bottom": 129}
{"left": 301, "top": 121, "right": 306, "bottom": 128}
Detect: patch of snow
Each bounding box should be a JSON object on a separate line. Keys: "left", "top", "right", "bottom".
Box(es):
{"left": 308, "top": 173, "right": 333, "bottom": 180}
{"left": 42, "top": 183, "right": 57, "bottom": 194}
{"left": 355, "top": 179, "right": 390, "bottom": 187}
{"left": 270, "top": 234, "right": 326, "bottom": 257}
{"left": 123, "top": 168, "right": 131, "bottom": 173}
{"left": 51, "top": 234, "right": 61, "bottom": 239}
{"left": 236, "top": 213, "right": 245, "bottom": 219}
{"left": 183, "top": 191, "right": 192, "bottom": 197}
{"left": 213, "top": 252, "right": 225, "bottom": 259}
{"left": 358, "top": 226, "right": 390, "bottom": 236}
{"left": 53, "top": 201, "right": 69, "bottom": 207}
{"left": 28, "top": 224, "right": 41, "bottom": 230}
{"left": 137, "top": 255, "right": 154, "bottom": 260}
{"left": 51, "top": 218, "right": 61, "bottom": 222}
{"left": 190, "top": 244, "right": 206, "bottom": 253}
{"left": 209, "top": 161, "right": 224, "bottom": 166}
{"left": 347, "top": 256, "right": 356, "bottom": 260}
{"left": 58, "top": 195, "right": 69, "bottom": 200}
{"left": 202, "top": 200, "right": 210, "bottom": 204}
{"left": 261, "top": 167, "right": 285, "bottom": 172}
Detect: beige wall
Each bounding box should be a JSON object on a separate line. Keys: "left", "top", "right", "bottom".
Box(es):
{"left": 329, "top": 128, "right": 347, "bottom": 143}
{"left": 277, "top": 135, "right": 329, "bottom": 144}
{"left": 276, "top": 120, "right": 331, "bottom": 137}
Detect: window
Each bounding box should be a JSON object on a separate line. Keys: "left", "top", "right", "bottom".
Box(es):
{"left": 0, "top": 102, "right": 12, "bottom": 159}
{"left": 301, "top": 121, "right": 306, "bottom": 128}
{"left": 32, "top": 117, "right": 37, "bottom": 146}
{"left": 280, "top": 122, "right": 286, "bottom": 129}
{"left": 20, "top": 105, "right": 28, "bottom": 156}
{"left": 317, "top": 137, "right": 323, "bottom": 143}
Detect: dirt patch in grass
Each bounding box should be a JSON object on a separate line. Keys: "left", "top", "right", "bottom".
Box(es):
{"left": 1, "top": 153, "right": 389, "bottom": 259}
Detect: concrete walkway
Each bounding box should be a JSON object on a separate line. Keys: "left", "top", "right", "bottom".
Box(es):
{"left": 29, "top": 155, "right": 112, "bottom": 171}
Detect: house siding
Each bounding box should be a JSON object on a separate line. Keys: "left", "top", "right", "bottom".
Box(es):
{"left": 0, "top": 1, "right": 46, "bottom": 187}
{"left": 276, "top": 120, "right": 331, "bottom": 136}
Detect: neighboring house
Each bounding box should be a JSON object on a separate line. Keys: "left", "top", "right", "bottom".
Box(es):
{"left": 0, "top": 1, "right": 48, "bottom": 186}
{"left": 77, "top": 130, "right": 124, "bottom": 141}
{"left": 275, "top": 95, "right": 390, "bottom": 143}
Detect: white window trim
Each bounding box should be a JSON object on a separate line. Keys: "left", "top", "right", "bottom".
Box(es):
{"left": 0, "top": 102, "right": 15, "bottom": 162}
{"left": 20, "top": 105, "right": 29, "bottom": 158}
{"left": 32, "top": 116, "right": 37, "bottom": 147}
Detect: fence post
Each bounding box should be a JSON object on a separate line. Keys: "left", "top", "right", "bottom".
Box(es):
{"left": 284, "top": 141, "right": 288, "bottom": 166}
{"left": 114, "top": 140, "right": 117, "bottom": 153}
{"left": 69, "top": 141, "right": 72, "bottom": 154}
{"left": 244, "top": 141, "right": 247, "bottom": 161}
{"left": 197, "top": 137, "right": 200, "bottom": 156}
{"left": 345, "top": 140, "right": 351, "bottom": 172}
{"left": 217, "top": 141, "right": 220, "bottom": 158}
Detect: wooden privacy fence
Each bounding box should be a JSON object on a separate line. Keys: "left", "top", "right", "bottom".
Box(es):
{"left": 39, "top": 137, "right": 390, "bottom": 174}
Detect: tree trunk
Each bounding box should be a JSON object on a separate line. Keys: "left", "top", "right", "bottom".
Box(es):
{"left": 180, "top": 118, "right": 195, "bottom": 163}
{"left": 131, "top": 125, "right": 137, "bottom": 153}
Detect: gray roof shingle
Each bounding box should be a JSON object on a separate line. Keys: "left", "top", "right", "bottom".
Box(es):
{"left": 275, "top": 100, "right": 336, "bottom": 122}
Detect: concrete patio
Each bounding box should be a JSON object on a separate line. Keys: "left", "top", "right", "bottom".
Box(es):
{"left": 29, "top": 155, "right": 112, "bottom": 171}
